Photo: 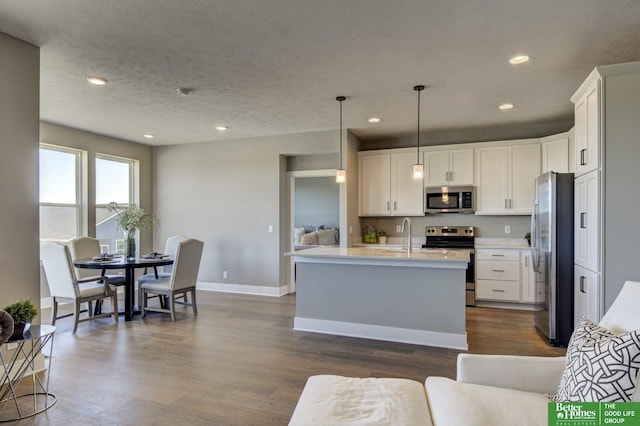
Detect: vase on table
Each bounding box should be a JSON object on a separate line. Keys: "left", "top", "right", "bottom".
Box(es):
{"left": 125, "top": 230, "right": 137, "bottom": 260}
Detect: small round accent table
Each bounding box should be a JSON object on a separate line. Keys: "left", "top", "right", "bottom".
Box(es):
{"left": 0, "top": 325, "right": 56, "bottom": 422}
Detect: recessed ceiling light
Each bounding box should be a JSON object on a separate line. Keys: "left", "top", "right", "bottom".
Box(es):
{"left": 216, "top": 126, "right": 229, "bottom": 131}
{"left": 368, "top": 117, "right": 381, "bottom": 123}
{"left": 86, "top": 76, "right": 107, "bottom": 86}
{"left": 509, "top": 55, "right": 530, "bottom": 65}
{"left": 499, "top": 103, "right": 514, "bottom": 110}
{"left": 143, "top": 133, "right": 155, "bottom": 139}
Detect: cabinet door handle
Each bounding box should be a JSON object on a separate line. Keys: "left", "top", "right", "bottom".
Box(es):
{"left": 394, "top": 201, "right": 397, "bottom": 211}
{"left": 509, "top": 199, "right": 513, "bottom": 209}
{"left": 524, "top": 256, "right": 528, "bottom": 267}
{"left": 492, "top": 289, "right": 505, "bottom": 293}
{"left": 580, "top": 148, "right": 587, "bottom": 166}
{"left": 580, "top": 276, "right": 586, "bottom": 293}
{"left": 386, "top": 201, "right": 390, "bottom": 211}
{"left": 492, "top": 269, "right": 505, "bottom": 273}
{"left": 445, "top": 171, "right": 450, "bottom": 181}
{"left": 505, "top": 199, "right": 509, "bottom": 209}
{"left": 449, "top": 171, "right": 453, "bottom": 181}
{"left": 491, "top": 254, "right": 505, "bottom": 257}
{"left": 580, "top": 212, "right": 587, "bottom": 228}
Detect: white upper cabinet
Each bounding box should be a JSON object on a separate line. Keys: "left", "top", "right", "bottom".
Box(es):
{"left": 425, "top": 148, "right": 474, "bottom": 187}
{"left": 475, "top": 142, "right": 540, "bottom": 215}
{"left": 573, "top": 79, "right": 600, "bottom": 176}
{"left": 358, "top": 151, "right": 423, "bottom": 216}
{"left": 541, "top": 132, "right": 570, "bottom": 174}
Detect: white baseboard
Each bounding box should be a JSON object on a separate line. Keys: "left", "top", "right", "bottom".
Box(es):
{"left": 197, "top": 281, "right": 289, "bottom": 297}
{"left": 294, "top": 317, "right": 468, "bottom": 350}
{"left": 475, "top": 300, "right": 537, "bottom": 311}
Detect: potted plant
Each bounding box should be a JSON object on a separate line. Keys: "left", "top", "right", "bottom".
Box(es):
{"left": 107, "top": 202, "right": 159, "bottom": 259}
{"left": 4, "top": 299, "right": 39, "bottom": 339}
{"left": 377, "top": 230, "right": 388, "bottom": 245}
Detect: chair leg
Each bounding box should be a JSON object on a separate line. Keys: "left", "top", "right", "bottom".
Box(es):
{"left": 73, "top": 300, "right": 81, "bottom": 333}
{"left": 111, "top": 292, "right": 119, "bottom": 324}
{"left": 141, "top": 289, "right": 147, "bottom": 318}
{"left": 191, "top": 289, "right": 197, "bottom": 315}
{"left": 50, "top": 298, "right": 58, "bottom": 325}
{"left": 170, "top": 294, "right": 176, "bottom": 321}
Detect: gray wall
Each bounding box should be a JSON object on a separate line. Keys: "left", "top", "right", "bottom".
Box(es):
{"left": 154, "top": 130, "right": 360, "bottom": 288}
{"left": 294, "top": 177, "right": 339, "bottom": 229}
{"left": 0, "top": 33, "right": 40, "bottom": 311}
{"left": 603, "top": 72, "right": 640, "bottom": 308}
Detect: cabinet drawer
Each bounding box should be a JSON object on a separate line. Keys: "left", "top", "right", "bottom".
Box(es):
{"left": 476, "top": 250, "right": 520, "bottom": 261}
{"left": 476, "top": 260, "right": 520, "bottom": 281}
{"left": 476, "top": 280, "right": 520, "bottom": 302}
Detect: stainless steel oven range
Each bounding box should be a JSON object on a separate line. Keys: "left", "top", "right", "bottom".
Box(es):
{"left": 422, "top": 226, "right": 476, "bottom": 306}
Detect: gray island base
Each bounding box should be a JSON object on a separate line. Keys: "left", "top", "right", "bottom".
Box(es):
{"left": 288, "top": 247, "right": 470, "bottom": 350}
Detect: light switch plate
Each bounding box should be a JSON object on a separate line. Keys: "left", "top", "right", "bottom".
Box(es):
{"left": 504, "top": 225, "right": 511, "bottom": 234}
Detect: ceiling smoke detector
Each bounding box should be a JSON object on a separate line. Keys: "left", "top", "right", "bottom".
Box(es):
{"left": 176, "top": 88, "right": 191, "bottom": 96}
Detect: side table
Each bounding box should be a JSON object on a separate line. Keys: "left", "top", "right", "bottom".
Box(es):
{"left": 0, "top": 325, "right": 56, "bottom": 421}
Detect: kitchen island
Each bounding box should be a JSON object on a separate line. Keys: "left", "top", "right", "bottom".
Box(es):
{"left": 287, "top": 247, "right": 470, "bottom": 350}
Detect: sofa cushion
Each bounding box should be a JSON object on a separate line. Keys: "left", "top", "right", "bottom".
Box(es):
{"left": 425, "top": 377, "right": 549, "bottom": 426}
{"left": 317, "top": 228, "right": 338, "bottom": 245}
{"left": 289, "top": 375, "right": 432, "bottom": 426}
{"left": 299, "top": 231, "right": 319, "bottom": 246}
{"left": 551, "top": 318, "right": 640, "bottom": 402}
{"left": 293, "top": 228, "right": 306, "bottom": 245}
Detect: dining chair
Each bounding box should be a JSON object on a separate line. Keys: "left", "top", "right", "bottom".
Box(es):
{"left": 138, "top": 234, "right": 187, "bottom": 308}
{"left": 40, "top": 242, "right": 118, "bottom": 332}
{"left": 139, "top": 238, "right": 203, "bottom": 321}
{"left": 68, "top": 236, "right": 126, "bottom": 285}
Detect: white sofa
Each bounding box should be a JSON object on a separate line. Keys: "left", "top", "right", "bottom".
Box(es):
{"left": 289, "top": 281, "right": 640, "bottom": 425}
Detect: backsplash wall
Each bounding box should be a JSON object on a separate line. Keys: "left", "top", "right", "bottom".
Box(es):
{"left": 357, "top": 214, "right": 531, "bottom": 241}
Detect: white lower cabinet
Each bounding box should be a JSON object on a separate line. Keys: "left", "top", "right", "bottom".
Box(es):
{"left": 520, "top": 250, "right": 544, "bottom": 303}
{"left": 476, "top": 249, "right": 520, "bottom": 302}
{"left": 574, "top": 265, "right": 600, "bottom": 324}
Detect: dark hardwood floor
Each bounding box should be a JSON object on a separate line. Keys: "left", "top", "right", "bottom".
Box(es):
{"left": 17, "top": 292, "right": 564, "bottom": 425}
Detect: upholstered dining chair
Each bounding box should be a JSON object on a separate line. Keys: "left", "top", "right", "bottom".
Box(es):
{"left": 138, "top": 235, "right": 187, "bottom": 307}
{"left": 40, "top": 241, "right": 118, "bottom": 332}
{"left": 139, "top": 238, "right": 203, "bottom": 321}
{"left": 68, "top": 236, "right": 126, "bottom": 285}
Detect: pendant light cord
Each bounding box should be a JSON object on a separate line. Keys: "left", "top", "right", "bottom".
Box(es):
{"left": 414, "top": 85, "right": 424, "bottom": 163}
{"left": 337, "top": 96, "right": 346, "bottom": 169}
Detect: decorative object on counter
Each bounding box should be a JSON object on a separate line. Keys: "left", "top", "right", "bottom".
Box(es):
{"left": 525, "top": 232, "right": 531, "bottom": 246}
{"left": 412, "top": 85, "right": 425, "bottom": 179}
{"left": 335, "top": 96, "right": 347, "bottom": 183}
{"left": 377, "top": 230, "right": 387, "bottom": 244}
{"left": 362, "top": 225, "right": 378, "bottom": 244}
{"left": 107, "top": 202, "right": 159, "bottom": 260}
{"left": 3, "top": 299, "right": 39, "bottom": 340}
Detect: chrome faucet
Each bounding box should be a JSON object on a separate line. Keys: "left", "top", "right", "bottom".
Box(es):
{"left": 401, "top": 217, "right": 412, "bottom": 254}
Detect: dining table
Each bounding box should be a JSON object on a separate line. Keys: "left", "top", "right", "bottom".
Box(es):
{"left": 73, "top": 256, "right": 173, "bottom": 321}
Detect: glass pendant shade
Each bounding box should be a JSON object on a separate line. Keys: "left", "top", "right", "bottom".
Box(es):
{"left": 412, "top": 164, "right": 424, "bottom": 179}
{"left": 336, "top": 169, "right": 346, "bottom": 183}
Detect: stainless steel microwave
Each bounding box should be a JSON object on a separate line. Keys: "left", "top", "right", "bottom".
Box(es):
{"left": 425, "top": 186, "right": 475, "bottom": 214}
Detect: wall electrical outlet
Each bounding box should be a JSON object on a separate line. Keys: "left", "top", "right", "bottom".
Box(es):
{"left": 223, "top": 271, "right": 228, "bottom": 279}
{"left": 268, "top": 225, "right": 274, "bottom": 233}
{"left": 396, "top": 225, "right": 402, "bottom": 233}
{"left": 504, "top": 225, "right": 511, "bottom": 234}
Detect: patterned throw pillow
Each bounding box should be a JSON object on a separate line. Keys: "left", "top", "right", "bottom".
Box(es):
{"left": 551, "top": 318, "right": 640, "bottom": 402}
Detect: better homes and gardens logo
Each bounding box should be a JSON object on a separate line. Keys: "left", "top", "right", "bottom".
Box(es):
{"left": 549, "top": 402, "right": 640, "bottom": 426}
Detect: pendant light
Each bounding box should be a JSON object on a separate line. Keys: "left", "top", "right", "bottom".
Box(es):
{"left": 336, "top": 96, "right": 346, "bottom": 183}
{"left": 413, "top": 85, "right": 425, "bottom": 179}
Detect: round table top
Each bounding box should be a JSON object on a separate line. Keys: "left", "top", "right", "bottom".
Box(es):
{"left": 73, "top": 256, "right": 173, "bottom": 269}
{"left": 11, "top": 324, "right": 56, "bottom": 341}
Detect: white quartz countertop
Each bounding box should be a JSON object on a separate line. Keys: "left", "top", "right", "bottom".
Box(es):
{"left": 286, "top": 246, "right": 470, "bottom": 268}
{"left": 474, "top": 237, "right": 530, "bottom": 250}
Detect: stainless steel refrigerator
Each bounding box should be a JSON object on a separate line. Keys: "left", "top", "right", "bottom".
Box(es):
{"left": 531, "top": 172, "right": 574, "bottom": 347}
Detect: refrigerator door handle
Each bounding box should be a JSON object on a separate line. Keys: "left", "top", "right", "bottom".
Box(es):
{"left": 531, "top": 201, "right": 541, "bottom": 272}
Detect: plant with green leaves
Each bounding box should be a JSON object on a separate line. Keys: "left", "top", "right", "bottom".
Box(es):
{"left": 106, "top": 202, "right": 159, "bottom": 233}
{"left": 4, "top": 299, "right": 39, "bottom": 325}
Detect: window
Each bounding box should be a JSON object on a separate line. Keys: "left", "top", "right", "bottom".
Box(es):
{"left": 95, "top": 155, "right": 134, "bottom": 253}
{"left": 39, "top": 145, "right": 81, "bottom": 241}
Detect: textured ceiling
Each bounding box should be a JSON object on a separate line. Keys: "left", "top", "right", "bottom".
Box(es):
{"left": 1, "top": 0, "right": 639, "bottom": 146}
